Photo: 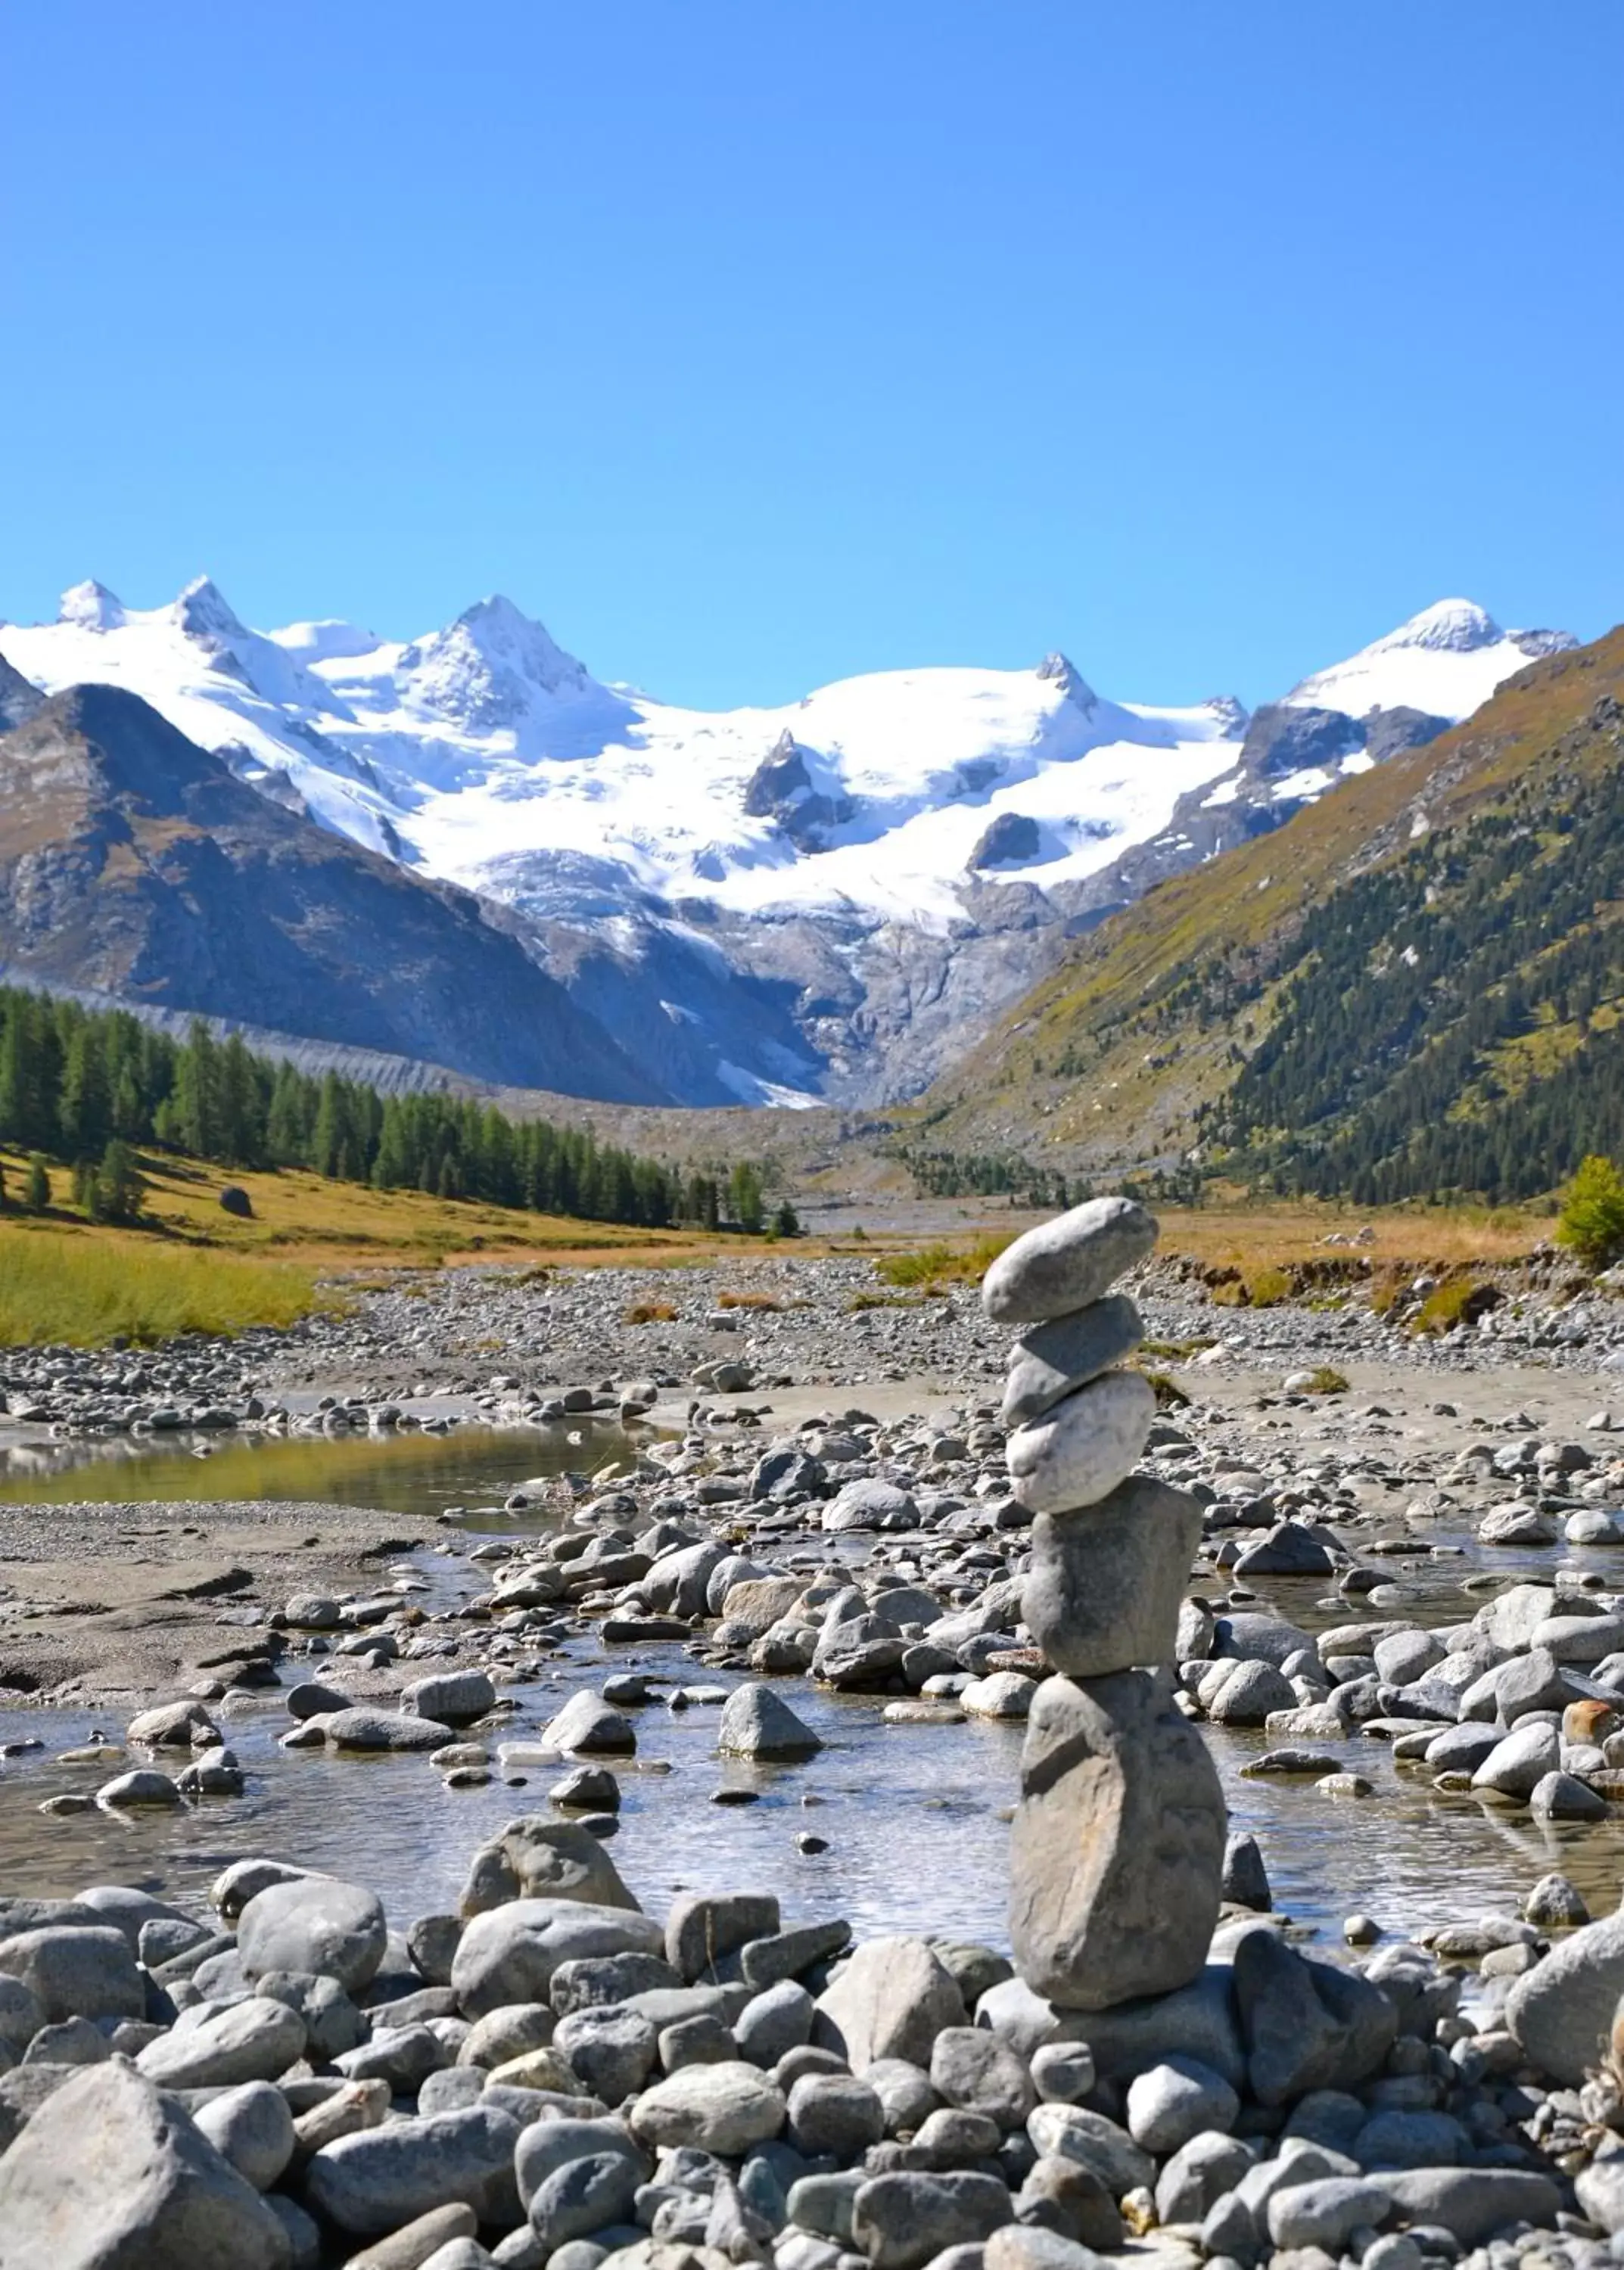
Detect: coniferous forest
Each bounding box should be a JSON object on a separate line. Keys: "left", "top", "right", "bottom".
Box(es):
{"left": 1211, "top": 746, "right": 1624, "bottom": 1202}
{"left": 0, "top": 987, "right": 761, "bottom": 1230}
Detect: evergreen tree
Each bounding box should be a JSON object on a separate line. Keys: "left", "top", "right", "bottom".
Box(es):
{"left": 89, "top": 1138, "right": 145, "bottom": 1224}
{"left": 728, "top": 1161, "right": 764, "bottom": 1233}
{"left": 23, "top": 1154, "right": 49, "bottom": 1212}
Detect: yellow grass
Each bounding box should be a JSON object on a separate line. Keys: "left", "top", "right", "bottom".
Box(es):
{"left": 875, "top": 1233, "right": 1016, "bottom": 1289}
{"left": 0, "top": 1225, "right": 327, "bottom": 1345}
{"left": 1150, "top": 1200, "right": 1547, "bottom": 1276}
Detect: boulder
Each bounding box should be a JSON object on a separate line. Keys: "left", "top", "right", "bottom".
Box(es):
{"left": 0, "top": 1925, "right": 145, "bottom": 2024}
{"left": 1506, "top": 1908, "right": 1624, "bottom": 2083}
{"left": 450, "top": 1898, "right": 664, "bottom": 2020}
{"left": 1001, "top": 1296, "right": 1145, "bottom": 1428}
{"left": 1021, "top": 1479, "right": 1202, "bottom": 1677}
{"left": 403, "top": 1671, "right": 496, "bottom": 1726}
{"left": 458, "top": 1818, "right": 636, "bottom": 1917}
{"left": 1232, "top": 1930, "right": 1396, "bottom": 2105}
{"left": 717, "top": 1683, "right": 823, "bottom": 1758}
{"left": 0, "top": 2061, "right": 291, "bottom": 2268}
{"left": 303, "top": 2104, "right": 523, "bottom": 2236}
{"left": 815, "top": 1937, "right": 967, "bottom": 2073}
{"left": 542, "top": 1691, "right": 637, "bottom": 1755}
{"left": 137, "top": 1996, "right": 306, "bottom": 2088}
{"left": 236, "top": 1876, "right": 387, "bottom": 1995}
{"left": 627, "top": 2060, "right": 788, "bottom": 2154}
{"left": 318, "top": 1709, "right": 455, "bottom": 1752}
{"left": 194, "top": 2079, "right": 297, "bottom": 2192}
{"left": 1380, "top": 2167, "right": 1560, "bottom": 2244}
{"left": 823, "top": 1480, "right": 919, "bottom": 1533}
{"left": 1010, "top": 1670, "right": 1225, "bottom": 2010}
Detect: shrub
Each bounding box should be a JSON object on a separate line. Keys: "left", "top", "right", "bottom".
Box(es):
{"left": 717, "top": 1291, "right": 781, "bottom": 1311}
{"left": 1139, "top": 1368, "right": 1190, "bottom": 1407}
{"left": 1557, "top": 1155, "right": 1624, "bottom": 1270}
{"left": 876, "top": 1233, "right": 1014, "bottom": 1290}
{"left": 1414, "top": 1277, "right": 1480, "bottom": 1336}
{"left": 624, "top": 1300, "right": 677, "bottom": 1325}
{"left": 1245, "top": 1265, "right": 1292, "bottom": 1308}
{"left": 1298, "top": 1364, "right": 1349, "bottom": 1395}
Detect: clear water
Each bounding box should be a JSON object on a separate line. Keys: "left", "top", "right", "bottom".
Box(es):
{"left": 0, "top": 1420, "right": 643, "bottom": 1522}
{"left": 0, "top": 1432, "right": 1619, "bottom": 1950}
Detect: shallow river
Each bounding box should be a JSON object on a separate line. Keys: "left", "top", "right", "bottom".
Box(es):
{"left": 0, "top": 1429, "right": 1620, "bottom": 1952}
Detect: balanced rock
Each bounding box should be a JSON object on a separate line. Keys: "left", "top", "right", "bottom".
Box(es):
{"left": 982, "top": 1196, "right": 1158, "bottom": 1325}
{"left": 1002, "top": 1295, "right": 1145, "bottom": 1426}
{"left": 1010, "top": 1668, "right": 1226, "bottom": 2010}
{"left": 1021, "top": 1477, "right": 1202, "bottom": 1677}
{"left": 1006, "top": 1370, "right": 1156, "bottom": 1516}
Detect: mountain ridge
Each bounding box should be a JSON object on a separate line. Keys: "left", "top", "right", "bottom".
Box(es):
{"left": 0, "top": 583, "right": 1578, "bottom": 1108}
{"left": 911, "top": 627, "right": 1624, "bottom": 1190}
{"left": 0, "top": 686, "right": 667, "bottom": 1104}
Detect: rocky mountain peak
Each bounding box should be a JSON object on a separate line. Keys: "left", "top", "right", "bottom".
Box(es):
{"left": 397, "top": 595, "right": 592, "bottom": 729}
{"left": 1374, "top": 599, "right": 1504, "bottom": 655}
{"left": 171, "top": 576, "right": 249, "bottom": 642}
{"left": 0, "top": 651, "right": 42, "bottom": 730}
{"left": 57, "top": 579, "right": 126, "bottom": 631}
{"left": 1035, "top": 651, "right": 1097, "bottom": 711}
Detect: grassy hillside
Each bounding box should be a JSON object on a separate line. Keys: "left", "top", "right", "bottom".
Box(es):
{"left": 913, "top": 627, "right": 1624, "bottom": 1195}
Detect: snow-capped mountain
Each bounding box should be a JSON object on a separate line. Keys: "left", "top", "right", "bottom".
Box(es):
{"left": 0, "top": 583, "right": 1576, "bottom": 1107}
{"left": 1285, "top": 598, "right": 1576, "bottom": 722}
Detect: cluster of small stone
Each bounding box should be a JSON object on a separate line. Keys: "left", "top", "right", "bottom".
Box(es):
{"left": 984, "top": 1199, "right": 1226, "bottom": 2013}
{"left": 4, "top": 1825, "right": 1624, "bottom": 2270}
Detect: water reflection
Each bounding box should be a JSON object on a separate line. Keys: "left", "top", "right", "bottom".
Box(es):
{"left": 0, "top": 1423, "right": 643, "bottom": 1522}
{"left": 0, "top": 1435, "right": 1621, "bottom": 1948}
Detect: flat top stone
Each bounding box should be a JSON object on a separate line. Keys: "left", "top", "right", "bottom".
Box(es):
{"left": 982, "top": 1197, "right": 1157, "bottom": 1325}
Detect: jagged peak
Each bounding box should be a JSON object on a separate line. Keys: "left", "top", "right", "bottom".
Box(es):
{"left": 1202, "top": 695, "right": 1249, "bottom": 735}
{"left": 58, "top": 579, "right": 126, "bottom": 631}
{"left": 1511, "top": 625, "right": 1582, "bottom": 661}
{"left": 1035, "top": 651, "right": 1096, "bottom": 711}
{"left": 399, "top": 593, "right": 591, "bottom": 711}
{"left": 171, "top": 575, "right": 247, "bottom": 642}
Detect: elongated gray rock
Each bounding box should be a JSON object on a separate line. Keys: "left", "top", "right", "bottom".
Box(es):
{"left": 303, "top": 2104, "right": 522, "bottom": 2236}
{"left": 1022, "top": 1477, "right": 1202, "bottom": 1677}
{"left": 1002, "top": 1295, "right": 1145, "bottom": 1426}
{"left": 136, "top": 1995, "right": 306, "bottom": 2088}
{"left": 0, "top": 2060, "right": 291, "bottom": 2268}
{"left": 1006, "top": 1370, "right": 1156, "bottom": 1515}
{"left": 450, "top": 1898, "right": 664, "bottom": 2019}
{"left": 1010, "top": 1669, "right": 1225, "bottom": 2011}
{"left": 982, "top": 1196, "right": 1157, "bottom": 1324}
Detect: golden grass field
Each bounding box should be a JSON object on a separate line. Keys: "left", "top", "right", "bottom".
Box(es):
{"left": 0, "top": 1144, "right": 1566, "bottom": 1349}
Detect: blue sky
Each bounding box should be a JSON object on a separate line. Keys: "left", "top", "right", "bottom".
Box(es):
{"left": 1, "top": 2, "right": 1618, "bottom": 710}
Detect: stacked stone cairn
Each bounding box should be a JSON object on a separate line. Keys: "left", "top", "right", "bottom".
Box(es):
{"left": 984, "top": 1194, "right": 1228, "bottom": 2013}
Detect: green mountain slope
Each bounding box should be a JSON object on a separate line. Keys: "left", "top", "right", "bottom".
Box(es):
{"left": 915, "top": 626, "right": 1624, "bottom": 1200}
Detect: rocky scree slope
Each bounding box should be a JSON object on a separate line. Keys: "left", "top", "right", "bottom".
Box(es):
{"left": 0, "top": 686, "right": 667, "bottom": 1102}
{"left": 919, "top": 627, "right": 1624, "bottom": 1187}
